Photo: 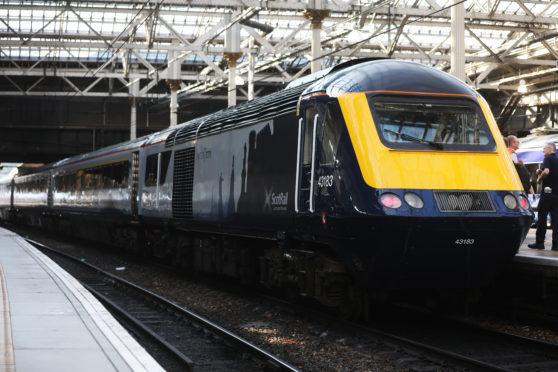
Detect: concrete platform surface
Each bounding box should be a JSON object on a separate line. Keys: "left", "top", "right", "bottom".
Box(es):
{"left": 515, "top": 228, "right": 558, "bottom": 267}
{"left": 0, "top": 227, "right": 164, "bottom": 372}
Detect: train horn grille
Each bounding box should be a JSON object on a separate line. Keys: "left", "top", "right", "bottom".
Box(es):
{"left": 433, "top": 191, "right": 495, "bottom": 212}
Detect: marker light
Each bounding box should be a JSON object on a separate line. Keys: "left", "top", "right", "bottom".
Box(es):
{"left": 404, "top": 192, "right": 424, "bottom": 208}
{"left": 518, "top": 196, "right": 530, "bottom": 209}
{"left": 503, "top": 194, "right": 518, "bottom": 209}
{"left": 380, "top": 193, "right": 402, "bottom": 208}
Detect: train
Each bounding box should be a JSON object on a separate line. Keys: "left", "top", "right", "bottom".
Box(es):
{"left": 0, "top": 59, "right": 533, "bottom": 314}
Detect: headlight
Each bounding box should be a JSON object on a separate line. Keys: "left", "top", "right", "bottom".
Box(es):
{"left": 380, "top": 193, "right": 402, "bottom": 208}
{"left": 404, "top": 192, "right": 424, "bottom": 208}
{"left": 503, "top": 194, "right": 518, "bottom": 209}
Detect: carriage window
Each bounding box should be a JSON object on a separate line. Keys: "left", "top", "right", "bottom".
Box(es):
{"left": 112, "top": 162, "right": 129, "bottom": 188}
{"left": 144, "top": 154, "right": 158, "bottom": 187}
{"left": 76, "top": 171, "right": 83, "bottom": 190}
{"left": 62, "top": 174, "right": 68, "bottom": 192}
{"left": 93, "top": 167, "right": 103, "bottom": 189}
{"left": 369, "top": 96, "right": 496, "bottom": 151}
{"left": 102, "top": 165, "right": 114, "bottom": 188}
{"left": 84, "top": 170, "right": 94, "bottom": 190}
{"left": 55, "top": 175, "right": 63, "bottom": 191}
{"left": 320, "top": 103, "right": 343, "bottom": 166}
{"left": 159, "top": 151, "right": 171, "bottom": 185}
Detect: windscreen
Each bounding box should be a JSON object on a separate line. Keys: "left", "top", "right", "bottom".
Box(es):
{"left": 368, "top": 96, "right": 496, "bottom": 151}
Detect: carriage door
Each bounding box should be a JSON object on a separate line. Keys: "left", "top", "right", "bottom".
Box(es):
{"left": 296, "top": 105, "right": 323, "bottom": 213}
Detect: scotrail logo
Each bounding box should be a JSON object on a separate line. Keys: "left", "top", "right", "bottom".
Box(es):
{"left": 264, "top": 187, "right": 288, "bottom": 211}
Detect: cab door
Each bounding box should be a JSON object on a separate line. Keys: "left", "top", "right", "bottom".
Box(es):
{"left": 295, "top": 104, "right": 324, "bottom": 214}
{"left": 314, "top": 102, "right": 344, "bottom": 215}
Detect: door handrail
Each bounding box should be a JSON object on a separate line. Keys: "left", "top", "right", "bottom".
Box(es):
{"left": 294, "top": 118, "right": 302, "bottom": 213}
{"left": 309, "top": 114, "right": 318, "bottom": 213}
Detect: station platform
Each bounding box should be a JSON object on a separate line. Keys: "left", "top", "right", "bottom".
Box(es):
{"left": 514, "top": 228, "right": 558, "bottom": 268}
{"left": 0, "top": 227, "right": 164, "bottom": 372}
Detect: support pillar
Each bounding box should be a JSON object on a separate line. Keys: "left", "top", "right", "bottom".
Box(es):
{"left": 223, "top": 52, "right": 242, "bottom": 107}
{"left": 450, "top": 0, "right": 465, "bottom": 81}
{"left": 303, "top": 9, "right": 330, "bottom": 74}
{"left": 130, "top": 99, "right": 137, "bottom": 140}
{"left": 129, "top": 68, "right": 140, "bottom": 140}
{"left": 248, "top": 38, "right": 255, "bottom": 101}
{"left": 224, "top": 16, "right": 242, "bottom": 107}
{"left": 167, "top": 80, "right": 181, "bottom": 127}
{"left": 166, "top": 45, "right": 181, "bottom": 127}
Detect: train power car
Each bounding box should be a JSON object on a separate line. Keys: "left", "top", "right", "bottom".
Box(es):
{"left": 0, "top": 59, "right": 533, "bottom": 312}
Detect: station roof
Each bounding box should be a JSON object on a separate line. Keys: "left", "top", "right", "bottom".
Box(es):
{"left": 1, "top": 0, "right": 558, "bottom": 108}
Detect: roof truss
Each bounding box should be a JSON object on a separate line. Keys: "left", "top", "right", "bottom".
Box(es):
{"left": 1, "top": 0, "right": 558, "bottom": 106}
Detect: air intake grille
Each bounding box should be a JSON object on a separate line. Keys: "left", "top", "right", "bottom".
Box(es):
{"left": 433, "top": 191, "right": 495, "bottom": 212}
{"left": 172, "top": 147, "right": 195, "bottom": 218}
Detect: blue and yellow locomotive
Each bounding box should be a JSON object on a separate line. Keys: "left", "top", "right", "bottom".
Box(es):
{"left": 0, "top": 59, "right": 532, "bottom": 311}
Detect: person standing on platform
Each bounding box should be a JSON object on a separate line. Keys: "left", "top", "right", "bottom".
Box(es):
{"left": 528, "top": 142, "right": 558, "bottom": 251}
{"left": 507, "top": 135, "right": 519, "bottom": 164}
{"left": 517, "top": 159, "right": 535, "bottom": 195}
{"left": 508, "top": 135, "right": 534, "bottom": 194}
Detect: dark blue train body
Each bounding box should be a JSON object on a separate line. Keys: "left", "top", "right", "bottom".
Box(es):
{"left": 0, "top": 59, "right": 533, "bottom": 311}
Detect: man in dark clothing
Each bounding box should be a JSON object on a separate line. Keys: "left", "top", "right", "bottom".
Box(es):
{"left": 516, "top": 160, "right": 534, "bottom": 195}
{"left": 528, "top": 142, "right": 558, "bottom": 250}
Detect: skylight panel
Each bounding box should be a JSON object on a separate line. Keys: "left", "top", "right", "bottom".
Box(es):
{"left": 66, "top": 20, "right": 79, "bottom": 33}
{"left": 114, "top": 13, "right": 129, "bottom": 23}
{"left": 42, "top": 10, "right": 57, "bottom": 21}
{"left": 173, "top": 14, "right": 187, "bottom": 23}
{"left": 20, "top": 20, "right": 32, "bottom": 33}
{"left": 20, "top": 8, "right": 31, "bottom": 18}
{"left": 29, "top": 49, "right": 41, "bottom": 59}
{"left": 19, "top": 49, "right": 30, "bottom": 59}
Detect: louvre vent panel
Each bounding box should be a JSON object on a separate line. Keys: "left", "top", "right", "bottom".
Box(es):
{"left": 172, "top": 147, "right": 195, "bottom": 218}
{"left": 165, "top": 128, "right": 181, "bottom": 148}
{"left": 131, "top": 151, "right": 139, "bottom": 215}
{"left": 433, "top": 191, "right": 495, "bottom": 212}
{"left": 47, "top": 176, "right": 53, "bottom": 207}
{"left": 165, "top": 82, "right": 311, "bottom": 147}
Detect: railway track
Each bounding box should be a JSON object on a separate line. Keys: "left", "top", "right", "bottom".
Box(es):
{"left": 27, "top": 238, "right": 299, "bottom": 372}
{"left": 23, "top": 229, "right": 558, "bottom": 371}
{"left": 250, "top": 292, "right": 558, "bottom": 371}
{"left": 352, "top": 305, "right": 558, "bottom": 371}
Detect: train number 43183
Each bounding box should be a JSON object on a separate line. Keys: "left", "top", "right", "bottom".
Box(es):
{"left": 454, "top": 238, "right": 475, "bottom": 245}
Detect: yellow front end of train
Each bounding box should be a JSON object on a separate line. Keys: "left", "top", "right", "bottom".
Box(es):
{"left": 338, "top": 92, "right": 523, "bottom": 192}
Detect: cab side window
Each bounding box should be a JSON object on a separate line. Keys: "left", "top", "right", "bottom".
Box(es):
{"left": 144, "top": 154, "right": 158, "bottom": 187}
{"left": 159, "top": 151, "right": 171, "bottom": 185}
{"left": 319, "top": 102, "right": 344, "bottom": 166}
{"left": 303, "top": 106, "right": 317, "bottom": 166}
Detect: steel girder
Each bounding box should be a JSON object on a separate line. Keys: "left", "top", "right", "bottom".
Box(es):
{"left": 1, "top": 0, "right": 558, "bottom": 107}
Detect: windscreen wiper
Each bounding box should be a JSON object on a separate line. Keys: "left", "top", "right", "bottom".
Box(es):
{"left": 383, "top": 128, "right": 444, "bottom": 149}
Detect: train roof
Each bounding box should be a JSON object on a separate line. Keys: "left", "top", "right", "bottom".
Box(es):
{"left": 47, "top": 127, "right": 177, "bottom": 171}
{"left": 519, "top": 133, "right": 558, "bottom": 149}
{"left": 303, "top": 59, "right": 480, "bottom": 98}
{"left": 17, "top": 59, "right": 482, "bottom": 176}
{"left": 517, "top": 133, "right": 558, "bottom": 164}
{"left": 166, "top": 60, "right": 480, "bottom": 147}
